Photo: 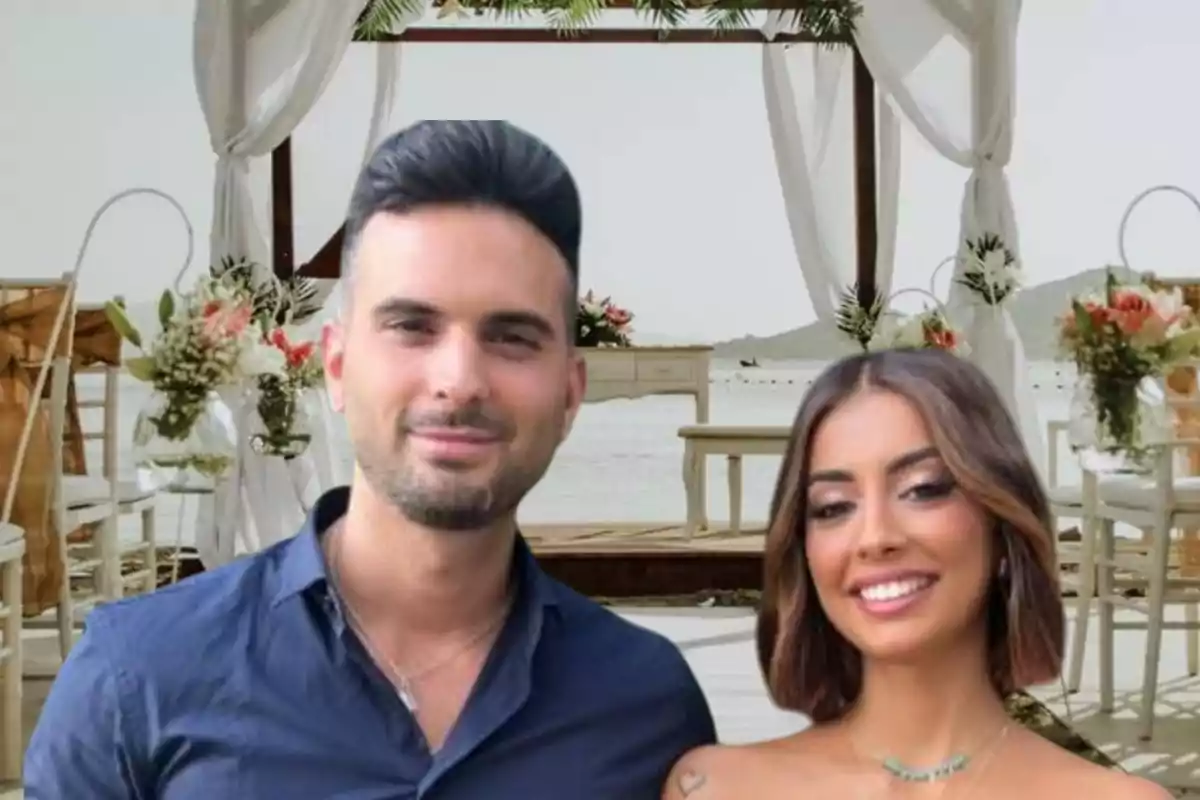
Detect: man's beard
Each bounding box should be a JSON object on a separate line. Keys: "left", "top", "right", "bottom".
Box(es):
{"left": 352, "top": 403, "right": 560, "bottom": 531}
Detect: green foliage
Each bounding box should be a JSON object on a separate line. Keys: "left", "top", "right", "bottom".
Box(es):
{"left": 209, "top": 256, "right": 323, "bottom": 328}
{"left": 157, "top": 288, "right": 175, "bottom": 328}
{"left": 103, "top": 299, "right": 143, "bottom": 349}
{"left": 957, "top": 232, "right": 1019, "bottom": 305}
{"left": 354, "top": 0, "right": 862, "bottom": 39}
{"left": 834, "top": 283, "right": 883, "bottom": 351}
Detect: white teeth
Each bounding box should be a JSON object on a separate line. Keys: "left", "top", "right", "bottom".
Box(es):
{"left": 859, "top": 577, "right": 930, "bottom": 602}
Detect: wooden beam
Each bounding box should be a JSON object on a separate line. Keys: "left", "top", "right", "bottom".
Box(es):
{"left": 270, "top": 138, "right": 295, "bottom": 279}
{"left": 282, "top": 22, "right": 869, "bottom": 282}
{"left": 298, "top": 225, "right": 344, "bottom": 279}
{"left": 373, "top": 27, "right": 837, "bottom": 44}
{"left": 851, "top": 44, "right": 878, "bottom": 312}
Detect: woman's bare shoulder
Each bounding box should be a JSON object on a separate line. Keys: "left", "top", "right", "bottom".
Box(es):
{"left": 660, "top": 730, "right": 856, "bottom": 799}
{"left": 1020, "top": 735, "right": 1173, "bottom": 799}
{"left": 660, "top": 741, "right": 781, "bottom": 799}
{"left": 1076, "top": 765, "right": 1174, "bottom": 799}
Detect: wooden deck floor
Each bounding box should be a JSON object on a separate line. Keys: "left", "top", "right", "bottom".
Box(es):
{"left": 523, "top": 521, "right": 768, "bottom": 596}
{"left": 524, "top": 521, "right": 767, "bottom": 552}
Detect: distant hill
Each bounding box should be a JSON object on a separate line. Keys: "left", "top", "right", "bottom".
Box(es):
{"left": 712, "top": 267, "right": 1134, "bottom": 361}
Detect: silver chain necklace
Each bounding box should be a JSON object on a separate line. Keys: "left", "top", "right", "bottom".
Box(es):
{"left": 326, "top": 529, "right": 513, "bottom": 712}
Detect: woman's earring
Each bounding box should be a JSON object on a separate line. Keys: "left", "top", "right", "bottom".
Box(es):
{"left": 998, "top": 558, "right": 1009, "bottom": 579}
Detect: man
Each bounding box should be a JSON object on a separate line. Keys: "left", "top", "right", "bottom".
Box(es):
{"left": 25, "top": 120, "right": 717, "bottom": 798}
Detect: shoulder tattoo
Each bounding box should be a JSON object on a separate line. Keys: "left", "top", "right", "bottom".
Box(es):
{"left": 677, "top": 769, "right": 707, "bottom": 796}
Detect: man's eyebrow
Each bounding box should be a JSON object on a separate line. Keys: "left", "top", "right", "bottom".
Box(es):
{"left": 371, "top": 298, "right": 439, "bottom": 322}
{"left": 369, "top": 300, "right": 557, "bottom": 339}
{"left": 483, "top": 310, "right": 556, "bottom": 338}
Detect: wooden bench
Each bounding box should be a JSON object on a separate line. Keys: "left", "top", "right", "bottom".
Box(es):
{"left": 677, "top": 425, "right": 792, "bottom": 538}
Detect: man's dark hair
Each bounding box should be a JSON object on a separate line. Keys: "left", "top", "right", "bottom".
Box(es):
{"left": 341, "top": 119, "right": 582, "bottom": 301}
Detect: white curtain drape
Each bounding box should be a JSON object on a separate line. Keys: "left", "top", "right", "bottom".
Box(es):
{"left": 762, "top": 20, "right": 902, "bottom": 320}
{"left": 765, "top": 0, "right": 1042, "bottom": 469}
{"left": 191, "top": 0, "right": 422, "bottom": 567}
{"left": 857, "top": 0, "right": 1041, "bottom": 469}
{"left": 193, "top": 0, "right": 372, "bottom": 266}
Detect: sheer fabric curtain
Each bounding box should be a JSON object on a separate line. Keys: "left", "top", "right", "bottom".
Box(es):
{"left": 765, "top": 1, "right": 1041, "bottom": 467}
{"left": 762, "top": 19, "right": 902, "bottom": 321}
{"left": 856, "top": 0, "right": 1040, "bottom": 467}
{"left": 190, "top": 0, "right": 423, "bottom": 566}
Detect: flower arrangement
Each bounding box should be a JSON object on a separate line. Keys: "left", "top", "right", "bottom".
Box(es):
{"left": 1059, "top": 270, "right": 1200, "bottom": 456}
{"left": 837, "top": 286, "right": 966, "bottom": 355}
{"left": 208, "top": 256, "right": 327, "bottom": 458}
{"left": 576, "top": 290, "right": 634, "bottom": 347}
{"left": 210, "top": 255, "right": 323, "bottom": 329}
{"left": 105, "top": 274, "right": 283, "bottom": 437}
{"left": 104, "top": 271, "right": 285, "bottom": 483}
{"left": 958, "top": 233, "right": 1022, "bottom": 306}
{"left": 251, "top": 328, "right": 324, "bottom": 458}
{"left": 870, "top": 306, "right": 968, "bottom": 355}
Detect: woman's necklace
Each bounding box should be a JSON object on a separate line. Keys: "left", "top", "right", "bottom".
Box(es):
{"left": 853, "top": 721, "right": 1011, "bottom": 784}
{"left": 326, "top": 531, "right": 513, "bottom": 712}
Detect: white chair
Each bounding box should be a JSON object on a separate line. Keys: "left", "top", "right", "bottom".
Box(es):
{"left": 0, "top": 522, "right": 24, "bottom": 783}
{"left": 38, "top": 356, "right": 119, "bottom": 657}
{"left": 1046, "top": 418, "right": 1104, "bottom": 693}
{"left": 1075, "top": 396, "right": 1200, "bottom": 741}
{"left": 63, "top": 357, "right": 158, "bottom": 597}
{"left": 1045, "top": 418, "right": 1164, "bottom": 694}
{"left": 1047, "top": 419, "right": 1088, "bottom": 569}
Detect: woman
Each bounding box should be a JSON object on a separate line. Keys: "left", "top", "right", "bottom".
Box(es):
{"left": 663, "top": 349, "right": 1169, "bottom": 799}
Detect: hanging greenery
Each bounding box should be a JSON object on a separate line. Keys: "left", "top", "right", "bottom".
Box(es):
{"left": 834, "top": 282, "right": 883, "bottom": 351}
{"left": 210, "top": 256, "right": 323, "bottom": 328}
{"left": 355, "top": 0, "right": 862, "bottom": 40}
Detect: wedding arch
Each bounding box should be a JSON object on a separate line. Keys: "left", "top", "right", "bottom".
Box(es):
{"left": 189, "top": 0, "right": 1036, "bottom": 563}
{"left": 196, "top": 0, "right": 1026, "bottom": 353}
{"left": 194, "top": 0, "right": 887, "bottom": 313}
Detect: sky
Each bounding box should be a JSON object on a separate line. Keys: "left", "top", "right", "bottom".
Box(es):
{"left": 2, "top": 1, "right": 1199, "bottom": 343}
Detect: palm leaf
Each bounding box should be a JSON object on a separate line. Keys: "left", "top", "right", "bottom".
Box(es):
{"left": 355, "top": 0, "right": 862, "bottom": 39}
{"left": 834, "top": 283, "right": 883, "bottom": 350}
{"left": 273, "top": 276, "right": 323, "bottom": 325}
{"left": 964, "top": 232, "right": 1013, "bottom": 266}
{"left": 793, "top": 0, "right": 861, "bottom": 42}
{"left": 701, "top": 0, "right": 757, "bottom": 33}
{"left": 356, "top": 0, "right": 428, "bottom": 40}
{"left": 958, "top": 232, "right": 1017, "bottom": 304}
{"left": 209, "top": 256, "right": 323, "bottom": 327}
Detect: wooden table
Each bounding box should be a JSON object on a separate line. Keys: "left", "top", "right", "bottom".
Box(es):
{"left": 583, "top": 345, "right": 712, "bottom": 507}
{"left": 677, "top": 425, "right": 792, "bottom": 538}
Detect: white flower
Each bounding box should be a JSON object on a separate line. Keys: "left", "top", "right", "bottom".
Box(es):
{"left": 868, "top": 313, "right": 920, "bottom": 350}
{"left": 1149, "top": 286, "right": 1186, "bottom": 323}
{"left": 981, "top": 250, "right": 1008, "bottom": 281}
{"left": 894, "top": 316, "right": 928, "bottom": 348}
{"left": 237, "top": 337, "right": 287, "bottom": 377}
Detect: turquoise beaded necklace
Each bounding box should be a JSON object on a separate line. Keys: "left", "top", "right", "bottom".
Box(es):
{"left": 880, "top": 753, "right": 970, "bottom": 783}
{"left": 857, "top": 723, "right": 1011, "bottom": 784}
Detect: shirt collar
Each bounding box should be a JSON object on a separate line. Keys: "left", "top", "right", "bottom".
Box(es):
{"left": 271, "top": 486, "right": 559, "bottom": 611}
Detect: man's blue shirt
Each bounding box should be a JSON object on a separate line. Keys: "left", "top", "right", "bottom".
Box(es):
{"left": 25, "top": 487, "right": 717, "bottom": 798}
